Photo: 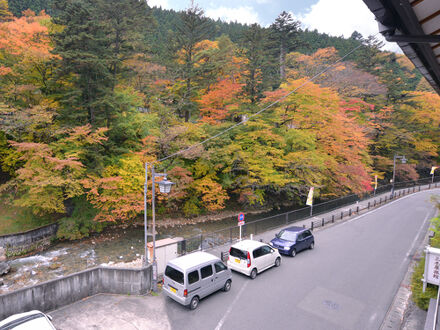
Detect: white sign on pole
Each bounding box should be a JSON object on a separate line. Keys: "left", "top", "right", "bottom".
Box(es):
{"left": 306, "top": 187, "right": 314, "bottom": 206}
{"left": 423, "top": 246, "right": 440, "bottom": 292}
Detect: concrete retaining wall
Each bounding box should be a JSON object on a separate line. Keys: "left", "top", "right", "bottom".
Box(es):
{"left": 0, "top": 265, "right": 151, "bottom": 320}
{"left": 0, "top": 223, "right": 58, "bottom": 255}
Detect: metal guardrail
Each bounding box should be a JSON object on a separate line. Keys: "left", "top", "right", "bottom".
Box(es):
{"left": 173, "top": 177, "right": 440, "bottom": 256}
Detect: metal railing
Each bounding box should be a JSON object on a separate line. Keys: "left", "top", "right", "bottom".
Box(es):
{"left": 175, "top": 177, "right": 440, "bottom": 255}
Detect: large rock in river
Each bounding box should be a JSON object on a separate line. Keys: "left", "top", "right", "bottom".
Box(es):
{"left": 0, "top": 247, "right": 10, "bottom": 275}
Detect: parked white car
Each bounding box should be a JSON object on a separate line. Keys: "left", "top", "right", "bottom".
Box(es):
{"left": 0, "top": 310, "right": 56, "bottom": 329}
{"left": 227, "top": 240, "right": 281, "bottom": 279}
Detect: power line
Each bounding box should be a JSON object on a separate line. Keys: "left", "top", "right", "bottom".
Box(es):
{"left": 158, "top": 37, "right": 372, "bottom": 163}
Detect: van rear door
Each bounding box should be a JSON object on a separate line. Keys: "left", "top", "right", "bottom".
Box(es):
{"left": 164, "top": 265, "right": 185, "bottom": 298}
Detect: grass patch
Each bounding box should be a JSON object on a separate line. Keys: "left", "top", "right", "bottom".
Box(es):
{"left": 0, "top": 205, "right": 55, "bottom": 235}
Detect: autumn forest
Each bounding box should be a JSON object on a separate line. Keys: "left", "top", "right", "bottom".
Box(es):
{"left": 0, "top": 0, "right": 439, "bottom": 239}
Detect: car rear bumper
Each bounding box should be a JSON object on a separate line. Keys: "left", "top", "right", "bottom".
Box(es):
{"left": 163, "top": 286, "right": 190, "bottom": 306}
{"left": 227, "top": 260, "right": 252, "bottom": 276}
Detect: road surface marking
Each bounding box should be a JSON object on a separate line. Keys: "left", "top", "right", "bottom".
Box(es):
{"left": 214, "top": 280, "right": 249, "bottom": 330}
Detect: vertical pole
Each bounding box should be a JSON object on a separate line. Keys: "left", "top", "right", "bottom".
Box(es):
{"left": 239, "top": 224, "right": 242, "bottom": 241}
{"left": 332, "top": 215, "right": 335, "bottom": 223}
{"left": 310, "top": 205, "right": 313, "bottom": 217}
{"left": 230, "top": 227, "right": 232, "bottom": 243}
{"left": 285, "top": 213, "right": 288, "bottom": 225}
{"left": 144, "top": 163, "right": 148, "bottom": 266}
{"left": 432, "top": 173, "right": 435, "bottom": 184}
{"left": 391, "top": 154, "right": 396, "bottom": 196}
{"left": 151, "top": 165, "right": 158, "bottom": 292}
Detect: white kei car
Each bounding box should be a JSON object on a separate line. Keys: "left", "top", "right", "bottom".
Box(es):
{"left": 0, "top": 310, "right": 56, "bottom": 329}
{"left": 227, "top": 239, "right": 281, "bottom": 279}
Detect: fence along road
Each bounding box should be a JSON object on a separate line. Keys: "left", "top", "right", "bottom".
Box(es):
{"left": 177, "top": 177, "right": 440, "bottom": 257}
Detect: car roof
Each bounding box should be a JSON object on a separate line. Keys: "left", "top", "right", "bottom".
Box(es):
{"left": 231, "top": 239, "right": 267, "bottom": 251}
{"left": 283, "top": 226, "right": 306, "bottom": 233}
{"left": 168, "top": 251, "right": 219, "bottom": 270}
{"left": 0, "top": 310, "right": 55, "bottom": 330}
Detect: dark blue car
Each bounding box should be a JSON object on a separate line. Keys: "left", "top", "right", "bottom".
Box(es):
{"left": 270, "top": 226, "right": 314, "bottom": 257}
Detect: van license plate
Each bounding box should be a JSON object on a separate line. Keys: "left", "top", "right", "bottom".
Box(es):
{"left": 170, "top": 287, "right": 177, "bottom": 293}
{"left": 235, "top": 258, "right": 240, "bottom": 263}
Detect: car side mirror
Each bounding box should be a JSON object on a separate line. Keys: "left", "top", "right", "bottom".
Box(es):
{"left": 275, "top": 233, "right": 280, "bottom": 238}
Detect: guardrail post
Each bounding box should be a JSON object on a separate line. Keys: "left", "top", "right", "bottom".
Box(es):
{"left": 285, "top": 213, "right": 289, "bottom": 225}
{"left": 356, "top": 206, "right": 359, "bottom": 213}
{"left": 368, "top": 201, "right": 370, "bottom": 209}
{"left": 429, "top": 183, "right": 431, "bottom": 189}
{"left": 379, "top": 197, "right": 382, "bottom": 204}
{"left": 341, "top": 211, "right": 343, "bottom": 219}
{"left": 332, "top": 215, "right": 335, "bottom": 223}
{"left": 322, "top": 218, "right": 324, "bottom": 227}
{"left": 200, "top": 234, "right": 203, "bottom": 251}
{"left": 311, "top": 222, "right": 314, "bottom": 230}
{"left": 349, "top": 209, "right": 352, "bottom": 216}
{"left": 385, "top": 196, "right": 388, "bottom": 202}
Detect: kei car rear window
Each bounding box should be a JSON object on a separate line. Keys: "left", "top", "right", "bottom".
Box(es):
{"left": 165, "top": 266, "right": 184, "bottom": 284}
{"left": 230, "top": 247, "right": 247, "bottom": 259}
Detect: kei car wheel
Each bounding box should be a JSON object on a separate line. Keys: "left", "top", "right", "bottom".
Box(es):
{"left": 190, "top": 296, "right": 199, "bottom": 310}
{"left": 250, "top": 268, "right": 257, "bottom": 279}
{"left": 223, "top": 279, "right": 231, "bottom": 292}
{"left": 275, "top": 257, "right": 281, "bottom": 267}
{"left": 290, "top": 249, "right": 297, "bottom": 257}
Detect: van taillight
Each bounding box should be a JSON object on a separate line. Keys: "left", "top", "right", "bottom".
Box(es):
{"left": 228, "top": 247, "right": 231, "bottom": 261}
{"left": 247, "top": 251, "right": 251, "bottom": 268}
{"left": 184, "top": 289, "right": 188, "bottom": 297}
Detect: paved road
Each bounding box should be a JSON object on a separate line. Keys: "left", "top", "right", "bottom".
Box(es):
{"left": 51, "top": 189, "right": 439, "bottom": 330}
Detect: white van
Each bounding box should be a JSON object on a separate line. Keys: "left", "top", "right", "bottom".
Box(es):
{"left": 163, "top": 251, "right": 232, "bottom": 310}
{"left": 227, "top": 240, "right": 281, "bottom": 279}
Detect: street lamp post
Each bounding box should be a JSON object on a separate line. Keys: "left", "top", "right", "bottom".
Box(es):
{"left": 144, "top": 163, "right": 174, "bottom": 293}
{"left": 391, "top": 154, "right": 406, "bottom": 197}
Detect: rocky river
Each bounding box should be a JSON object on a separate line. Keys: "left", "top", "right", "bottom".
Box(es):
{"left": 0, "top": 208, "right": 283, "bottom": 294}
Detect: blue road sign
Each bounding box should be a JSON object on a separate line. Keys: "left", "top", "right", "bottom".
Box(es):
{"left": 238, "top": 213, "right": 245, "bottom": 222}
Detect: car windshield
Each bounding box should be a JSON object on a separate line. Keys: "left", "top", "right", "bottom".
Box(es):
{"left": 278, "top": 230, "right": 297, "bottom": 242}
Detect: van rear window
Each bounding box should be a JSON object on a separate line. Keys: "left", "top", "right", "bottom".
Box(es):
{"left": 230, "top": 247, "right": 247, "bottom": 260}
{"left": 165, "top": 266, "right": 184, "bottom": 284}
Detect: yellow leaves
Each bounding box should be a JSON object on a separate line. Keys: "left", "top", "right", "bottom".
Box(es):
{"left": 192, "top": 175, "right": 229, "bottom": 211}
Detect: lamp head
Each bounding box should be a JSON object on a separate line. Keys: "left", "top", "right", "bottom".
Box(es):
{"left": 158, "top": 178, "right": 175, "bottom": 194}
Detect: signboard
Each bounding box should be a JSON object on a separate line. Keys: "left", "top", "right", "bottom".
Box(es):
{"left": 371, "top": 175, "right": 378, "bottom": 190}
{"left": 238, "top": 213, "right": 245, "bottom": 226}
{"left": 306, "top": 187, "right": 314, "bottom": 206}
{"left": 431, "top": 166, "right": 439, "bottom": 175}
{"left": 423, "top": 246, "right": 440, "bottom": 291}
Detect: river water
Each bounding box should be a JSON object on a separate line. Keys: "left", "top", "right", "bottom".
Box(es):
{"left": 0, "top": 208, "right": 284, "bottom": 294}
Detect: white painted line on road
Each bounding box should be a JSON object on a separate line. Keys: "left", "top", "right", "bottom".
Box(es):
{"left": 214, "top": 280, "right": 249, "bottom": 330}
{"left": 400, "top": 207, "right": 434, "bottom": 269}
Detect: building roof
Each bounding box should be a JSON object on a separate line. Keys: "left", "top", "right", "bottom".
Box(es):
{"left": 362, "top": 0, "right": 440, "bottom": 95}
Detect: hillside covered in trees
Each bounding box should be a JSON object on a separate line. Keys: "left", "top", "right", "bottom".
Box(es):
{"left": 0, "top": 0, "right": 439, "bottom": 239}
